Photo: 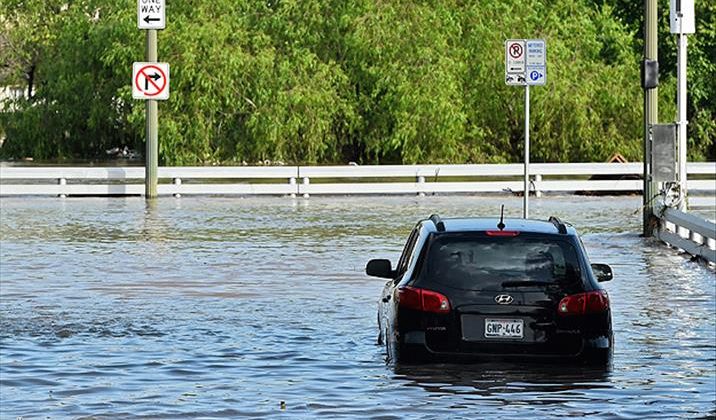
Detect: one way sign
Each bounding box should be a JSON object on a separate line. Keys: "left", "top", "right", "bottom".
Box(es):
{"left": 137, "top": 0, "right": 165, "bottom": 30}
{"left": 133, "top": 62, "right": 170, "bottom": 100}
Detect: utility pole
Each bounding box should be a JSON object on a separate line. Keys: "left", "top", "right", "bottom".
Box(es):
{"left": 643, "top": 0, "right": 659, "bottom": 236}
{"left": 145, "top": 29, "right": 158, "bottom": 199}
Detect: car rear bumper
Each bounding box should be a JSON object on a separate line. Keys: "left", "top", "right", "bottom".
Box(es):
{"left": 398, "top": 331, "right": 613, "bottom": 364}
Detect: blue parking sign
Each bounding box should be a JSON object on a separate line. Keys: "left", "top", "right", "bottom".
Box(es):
{"left": 526, "top": 66, "right": 546, "bottom": 85}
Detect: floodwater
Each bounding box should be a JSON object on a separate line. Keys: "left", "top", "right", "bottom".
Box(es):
{"left": 1, "top": 195, "right": 714, "bottom": 419}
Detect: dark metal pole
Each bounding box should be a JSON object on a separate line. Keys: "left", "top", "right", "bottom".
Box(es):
{"left": 643, "top": 0, "right": 658, "bottom": 236}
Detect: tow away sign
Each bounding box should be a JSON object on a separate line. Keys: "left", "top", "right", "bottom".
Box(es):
{"left": 137, "top": 0, "right": 165, "bottom": 30}
{"left": 506, "top": 39, "right": 546, "bottom": 86}
{"left": 132, "top": 62, "right": 169, "bottom": 100}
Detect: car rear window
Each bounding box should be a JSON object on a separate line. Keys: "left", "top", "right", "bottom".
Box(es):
{"left": 421, "top": 234, "right": 582, "bottom": 291}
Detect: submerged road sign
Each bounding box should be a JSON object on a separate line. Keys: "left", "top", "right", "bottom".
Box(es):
{"left": 132, "top": 62, "right": 169, "bottom": 100}
{"left": 137, "top": 0, "right": 165, "bottom": 30}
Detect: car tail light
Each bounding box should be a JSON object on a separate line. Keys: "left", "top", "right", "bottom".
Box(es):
{"left": 558, "top": 290, "right": 609, "bottom": 316}
{"left": 485, "top": 230, "right": 520, "bottom": 237}
{"left": 398, "top": 287, "right": 451, "bottom": 313}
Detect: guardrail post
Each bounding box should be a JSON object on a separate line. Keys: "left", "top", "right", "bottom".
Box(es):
{"left": 302, "top": 177, "right": 310, "bottom": 199}
{"left": 534, "top": 174, "right": 542, "bottom": 198}
{"left": 688, "top": 230, "right": 699, "bottom": 246}
{"left": 172, "top": 177, "right": 181, "bottom": 198}
{"left": 57, "top": 178, "right": 67, "bottom": 198}
{"left": 417, "top": 176, "right": 426, "bottom": 197}
{"left": 289, "top": 177, "right": 297, "bottom": 198}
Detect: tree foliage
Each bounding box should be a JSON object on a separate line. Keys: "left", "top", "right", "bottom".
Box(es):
{"left": 596, "top": 0, "right": 716, "bottom": 161}
{"left": 0, "top": 0, "right": 713, "bottom": 164}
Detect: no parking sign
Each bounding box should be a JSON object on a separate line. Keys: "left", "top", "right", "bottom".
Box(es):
{"left": 505, "top": 39, "right": 546, "bottom": 86}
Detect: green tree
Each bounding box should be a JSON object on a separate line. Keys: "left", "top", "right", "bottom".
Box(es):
{"left": 594, "top": 0, "right": 715, "bottom": 160}
{"left": 0, "top": 0, "right": 711, "bottom": 164}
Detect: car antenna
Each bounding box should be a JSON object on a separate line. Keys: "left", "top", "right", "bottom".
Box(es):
{"left": 497, "top": 205, "right": 505, "bottom": 231}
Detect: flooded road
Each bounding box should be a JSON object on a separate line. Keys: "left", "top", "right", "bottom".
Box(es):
{"left": 1, "top": 196, "right": 714, "bottom": 418}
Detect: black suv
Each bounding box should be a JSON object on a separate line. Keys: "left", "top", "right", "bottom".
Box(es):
{"left": 367, "top": 215, "right": 613, "bottom": 364}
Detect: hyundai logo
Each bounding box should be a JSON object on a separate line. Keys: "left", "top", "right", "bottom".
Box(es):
{"left": 495, "top": 295, "right": 514, "bottom": 305}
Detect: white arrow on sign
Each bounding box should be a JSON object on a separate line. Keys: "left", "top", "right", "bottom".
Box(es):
{"left": 137, "top": 0, "right": 165, "bottom": 30}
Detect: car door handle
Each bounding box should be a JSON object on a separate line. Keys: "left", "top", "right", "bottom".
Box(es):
{"left": 382, "top": 295, "right": 391, "bottom": 303}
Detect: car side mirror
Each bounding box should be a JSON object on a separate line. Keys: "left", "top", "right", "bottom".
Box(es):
{"left": 591, "top": 263, "right": 613, "bottom": 282}
{"left": 366, "top": 259, "right": 395, "bottom": 279}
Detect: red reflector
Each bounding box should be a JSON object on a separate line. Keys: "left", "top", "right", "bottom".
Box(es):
{"left": 485, "top": 230, "right": 520, "bottom": 237}
{"left": 558, "top": 290, "right": 609, "bottom": 316}
{"left": 398, "top": 287, "right": 451, "bottom": 313}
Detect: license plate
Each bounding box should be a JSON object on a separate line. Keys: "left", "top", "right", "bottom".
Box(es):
{"left": 484, "top": 318, "right": 524, "bottom": 339}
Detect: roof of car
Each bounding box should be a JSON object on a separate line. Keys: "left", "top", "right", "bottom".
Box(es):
{"left": 420, "top": 217, "right": 577, "bottom": 236}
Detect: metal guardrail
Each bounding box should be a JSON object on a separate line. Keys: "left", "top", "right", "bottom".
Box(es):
{"left": 655, "top": 206, "right": 716, "bottom": 264}
{"left": 0, "top": 162, "right": 714, "bottom": 200}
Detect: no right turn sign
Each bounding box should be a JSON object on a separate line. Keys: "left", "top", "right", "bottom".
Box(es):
{"left": 132, "top": 62, "right": 170, "bottom": 100}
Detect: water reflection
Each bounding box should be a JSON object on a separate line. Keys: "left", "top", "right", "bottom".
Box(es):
{"left": 140, "top": 199, "right": 170, "bottom": 242}
{"left": 395, "top": 363, "right": 612, "bottom": 397}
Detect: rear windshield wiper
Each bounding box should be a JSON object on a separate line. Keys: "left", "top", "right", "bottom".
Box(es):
{"left": 501, "top": 280, "right": 555, "bottom": 288}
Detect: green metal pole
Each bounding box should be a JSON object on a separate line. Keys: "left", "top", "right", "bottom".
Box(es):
{"left": 643, "top": 0, "right": 658, "bottom": 236}
{"left": 145, "top": 29, "right": 158, "bottom": 199}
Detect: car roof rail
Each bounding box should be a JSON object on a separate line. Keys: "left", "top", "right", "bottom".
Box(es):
{"left": 429, "top": 214, "right": 446, "bottom": 232}
{"left": 548, "top": 216, "right": 568, "bottom": 234}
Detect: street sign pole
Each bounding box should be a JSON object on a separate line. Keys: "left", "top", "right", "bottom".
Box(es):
{"left": 136, "top": 0, "right": 165, "bottom": 199}
{"left": 145, "top": 29, "right": 158, "bottom": 199}
{"left": 506, "top": 39, "right": 544, "bottom": 219}
{"left": 524, "top": 85, "right": 530, "bottom": 219}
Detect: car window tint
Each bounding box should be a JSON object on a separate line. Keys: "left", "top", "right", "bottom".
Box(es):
{"left": 396, "top": 229, "right": 419, "bottom": 276}
{"left": 423, "top": 236, "right": 581, "bottom": 290}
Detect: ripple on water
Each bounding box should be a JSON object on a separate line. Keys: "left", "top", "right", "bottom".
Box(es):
{"left": 0, "top": 196, "right": 714, "bottom": 418}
